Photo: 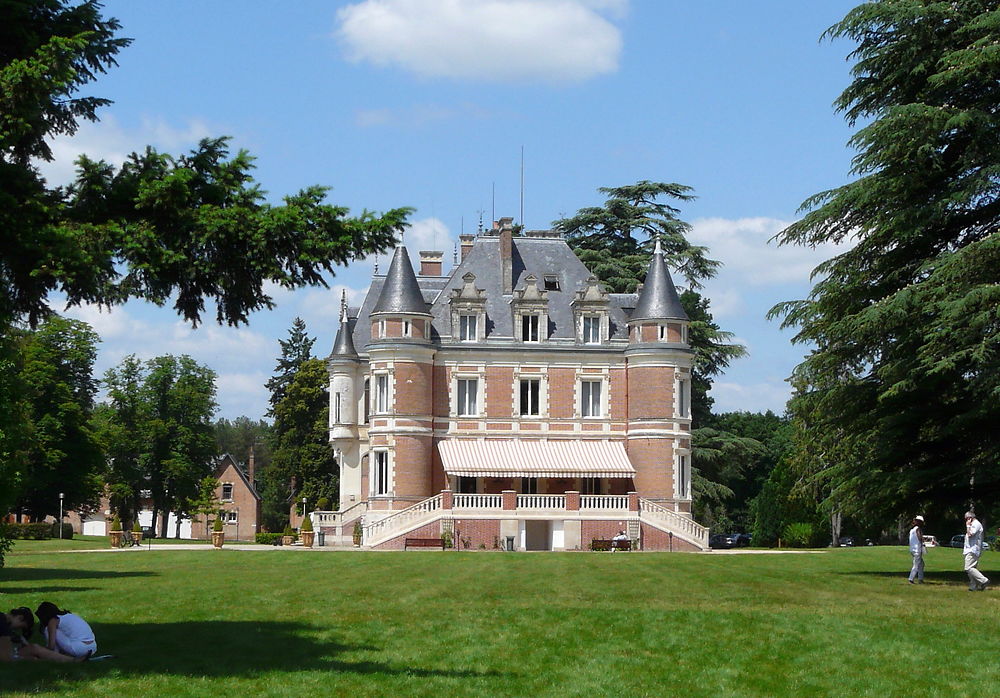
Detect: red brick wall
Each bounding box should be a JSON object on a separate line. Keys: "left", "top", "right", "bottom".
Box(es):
{"left": 373, "top": 520, "right": 443, "bottom": 550}
{"left": 433, "top": 365, "right": 450, "bottom": 416}
{"left": 486, "top": 366, "right": 513, "bottom": 418}
{"left": 628, "top": 366, "right": 674, "bottom": 419}
{"left": 609, "top": 368, "right": 626, "bottom": 419}
{"left": 641, "top": 523, "right": 701, "bottom": 552}
{"left": 394, "top": 434, "right": 433, "bottom": 497}
{"left": 627, "top": 437, "right": 674, "bottom": 500}
{"left": 453, "top": 519, "right": 501, "bottom": 549}
{"left": 582, "top": 520, "right": 628, "bottom": 545}
{"left": 548, "top": 367, "right": 575, "bottom": 418}
{"left": 395, "top": 362, "right": 433, "bottom": 415}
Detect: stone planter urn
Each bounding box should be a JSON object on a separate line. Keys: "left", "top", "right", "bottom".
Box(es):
{"left": 109, "top": 530, "right": 123, "bottom": 548}
{"left": 300, "top": 530, "right": 315, "bottom": 548}
{"left": 212, "top": 531, "right": 225, "bottom": 548}
{"left": 282, "top": 535, "right": 295, "bottom": 546}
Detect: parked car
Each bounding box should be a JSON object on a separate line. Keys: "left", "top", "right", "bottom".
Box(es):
{"left": 950, "top": 534, "right": 991, "bottom": 550}
{"left": 710, "top": 533, "right": 740, "bottom": 549}
{"left": 838, "top": 536, "right": 855, "bottom": 547}
{"left": 736, "top": 533, "right": 752, "bottom": 547}
{"left": 922, "top": 535, "right": 939, "bottom": 548}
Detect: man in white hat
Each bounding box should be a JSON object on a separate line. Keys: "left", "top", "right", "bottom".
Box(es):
{"left": 908, "top": 515, "right": 925, "bottom": 584}
{"left": 963, "top": 511, "right": 989, "bottom": 591}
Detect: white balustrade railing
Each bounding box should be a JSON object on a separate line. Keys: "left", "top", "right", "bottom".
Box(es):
{"left": 639, "top": 498, "right": 709, "bottom": 547}
{"left": 517, "top": 494, "right": 565, "bottom": 509}
{"left": 580, "top": 495, "right": 629, "bottom": 510}
{"left": 363, "top": 494, "right": 442, "bottom": 545}
{"left": 454, "top": 493, "right": 503, "bottom": 510}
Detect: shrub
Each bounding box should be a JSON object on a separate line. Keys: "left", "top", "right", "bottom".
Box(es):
{"left": 213, "top": 517, "right": 224, "bottom": 533}
{"left": 440, "top": 529, "right": 453, "bottom": 549}
{"left": 282, "top": 524, "right": 296, "bottom": 541}
{"left": 7, "top": 522, "right": 53, "bottom": 540}
{"left": 0, "top": 525, "right": 12, "bottom": 567}
{"left": 132, "top": 521, "right": 142, "bottom": 533}
{"left": 110, "top": 514, "right": 122, "bottom": 532}
{"left": 782, "top": 522, "right": 814, "bottom": 548}
{"left": 316, "top": 497, "right": 330, "bottom": 511}
{"left": 255, "top": 532, "right": 283, "bottom": 545}
{"left": 300, "top": 516, "right": 313, "bottom": 532}
{"left": 51, "top": 522, "right": 74, "bottom": 539}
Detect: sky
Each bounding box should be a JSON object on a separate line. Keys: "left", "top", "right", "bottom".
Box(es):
{"left": 39, "top": 0, "right": 864, "bottom": 421}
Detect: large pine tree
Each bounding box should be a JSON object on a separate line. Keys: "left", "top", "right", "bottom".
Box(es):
{"left": 772, "top": 1, "right": 1000, "bottom": 523}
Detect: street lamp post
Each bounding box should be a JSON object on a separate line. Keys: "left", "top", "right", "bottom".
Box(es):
{"left": 301, "top": 497, "right": 307, "bottom": 523}
{"left": 58, "top": 492, "right": 64, "bottom": 539}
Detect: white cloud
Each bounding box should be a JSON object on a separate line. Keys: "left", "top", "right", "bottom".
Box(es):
{"left": 709, "top": 380, "right": 791, "bottom": 415}
{"left": 335, "top": 0, "right": 624, "bottom": 83}
{"left": 403, "top": 217, "right": 455, "bottom": 254}
{"left": 36, "top": 115, "right": 214, "bottom": 186}
{"left": 689, "top": 216, "right": 852, "bottom": 287}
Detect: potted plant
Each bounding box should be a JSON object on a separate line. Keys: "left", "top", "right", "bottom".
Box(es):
{"left": 212, "top": 516, "right": 225, "bottom": 548}
{"left": 109, "top": 514, "right": 123, "bottom": 548}
{"left": 352, "top": 520, "right": 363, "bottom": 547}
{"left": 300, "top": 515, "right": 315, "bottom": 548}
{"left": 131, "top": 520, "right": 142, "bottom": 544}
{"left": 282, "top": 524, "right": 296, "bottom": 547}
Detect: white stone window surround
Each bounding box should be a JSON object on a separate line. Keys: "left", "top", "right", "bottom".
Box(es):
{"left": 225, "top": 510, "right": 238, "bottom": 524}
{"left": 577, "top": 370, "right": 608, "bottom": 418}
{"left": 451, "top": 368, "right": 485, "bottom": 417}
{"left": 513, "top": 367, "right": 548, "bottom": 418}
{"left": 372, "top": 370, "right": 393, "bottom": 415}
{"left": 675, "top": 372, "right": 691, "bottom": 419}
{"left": 675, "top": 449, "right": 692, "bottom": 499}
{"left": 513, "top": 309, "right": 548, "bottom": 343}
{"left": 371, "top": 448, "right": 393, "bottom": 497}
{"left": 581, "top": 315, "right": 604, "bottom": 344}
{"left": 458, "top": 313, "right": 479, "bottom": 342}
{"left": 402, "top": 319, "right": 411, "bottom": 337}
{"left": 221, "top": 483, "right": 234, "bottom": 502}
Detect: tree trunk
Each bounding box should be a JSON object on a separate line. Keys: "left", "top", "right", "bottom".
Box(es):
{"left": 174, "top": 516, "right": 181, "bottom": 539}
{"left": 159, "top": 509, "right": 169, "bottom": 539}
{"left": 150, "top": 506, "right": 159, "bottom": 536}
{"left": 830, "top": 510, "right": 842, "bottom": 547}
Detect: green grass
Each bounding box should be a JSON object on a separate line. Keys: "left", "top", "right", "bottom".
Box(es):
{"left": 1, "top": 546, "right": 997, "bottom": 696}
{"left": 8, "top": 536, "right": 218, "bottom": 554}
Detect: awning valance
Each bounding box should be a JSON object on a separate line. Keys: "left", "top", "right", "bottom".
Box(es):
{"left": 438, "top": 439, "right": 636, "bottom": 479}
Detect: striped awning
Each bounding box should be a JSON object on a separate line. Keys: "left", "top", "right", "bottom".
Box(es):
{"left": 438, "top": 439, "right": 636, "bottom": 479}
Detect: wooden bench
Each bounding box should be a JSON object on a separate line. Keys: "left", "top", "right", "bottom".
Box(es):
{"left": 591, "top": 539, "right": 632, "bottom": 551}
{"left": 404, "top": 537, "right": 445, "bottom": 550}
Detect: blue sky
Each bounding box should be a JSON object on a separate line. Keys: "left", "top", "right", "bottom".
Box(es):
{"left": 41, "top": 0, "right": 863, "bottom": 420}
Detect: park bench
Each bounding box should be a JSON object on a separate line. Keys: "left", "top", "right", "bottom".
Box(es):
{"left": 404, "top": 537, "right": 445, "bottom": 550}
{"left": 591, "top": 539, "right": 632, "bottom": 551}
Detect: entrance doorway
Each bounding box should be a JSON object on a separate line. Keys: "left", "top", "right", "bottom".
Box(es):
{"left": 524, "top": 520, "right": 551, "bottom": 551}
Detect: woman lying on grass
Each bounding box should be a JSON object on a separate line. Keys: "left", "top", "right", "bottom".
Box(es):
{"left": 35, "top": 602, "right": 97, "bottom": 660}
{"left": 0, "top": 608, "right": 86, "bottom": 663}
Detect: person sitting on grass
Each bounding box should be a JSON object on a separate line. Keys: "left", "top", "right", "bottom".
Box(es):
{"left": 35, "top": 602, "right": 97, "bottom": 660}
{"left": 0, "top": 608, "right": 86, "bottom": 663}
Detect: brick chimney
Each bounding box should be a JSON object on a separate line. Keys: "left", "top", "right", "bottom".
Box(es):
{"left": 247, "top": 445, "right": 256, "bottom": 488}
{"left": 499, "top": 217, "right": 514, "bottom": 294}
{"left": 459, "top": 234, "right": 475, "bottom": 261}
{"left": 419, "top": 250, "right": 443, "bottom": 276}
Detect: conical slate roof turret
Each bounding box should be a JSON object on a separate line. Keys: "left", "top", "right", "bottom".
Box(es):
{"left": 331, "top": 290, "right": 357, "bottom": 357}
{"left": 371, "top": 245, "right": 429, "bottom": 315}
{"left": 631, "top": 237, "right": 688, "bottom": 322}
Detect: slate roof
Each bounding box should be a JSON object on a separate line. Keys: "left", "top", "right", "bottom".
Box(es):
{"left": 342, "top": 230, "right": 685, "bottom": 352}
{"left": 631, "top": 248, "right": 689, "bottom": 322}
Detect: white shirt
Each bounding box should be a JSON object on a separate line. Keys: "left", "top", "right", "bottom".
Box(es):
{"left": 43, "top": 613, "right": 95, "bottom": 645}
{"left": 964, "top": 519, "right": 984, "bottom": 556}
{"left": 909, "top": 526, "right": 924, "bottom": 555}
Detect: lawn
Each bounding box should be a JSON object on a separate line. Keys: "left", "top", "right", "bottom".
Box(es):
{"left": 1, "top": 544, "right": 997, "bottom": 696}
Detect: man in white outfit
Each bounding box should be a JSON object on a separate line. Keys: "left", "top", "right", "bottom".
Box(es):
{"left": 963, "top": 511, "right": 989, "bottom": 591}
{"left": 908, "top": 515, "right": 925, "bottom": 584}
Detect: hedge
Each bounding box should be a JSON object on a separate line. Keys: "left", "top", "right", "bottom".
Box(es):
{"left": 7, "top": 522, "right": 54, "bottom": 540}
{"left": 50, "top": 523, "right": 74, "bottom": 539}
{"left": 255, "top": 532, "right": 283, "bottom": 545}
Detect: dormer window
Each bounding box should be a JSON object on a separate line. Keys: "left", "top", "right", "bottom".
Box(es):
{"left": 583, "top": 316, "right": 601, "bottom": 344}
{"left": 521, "top": 314, "right": 540, "bottom": 342}
{"left": 543, "top": 276, "right": 560, "bottom": 291}
{"left": 459, "top": 314, "right": 478, "bottom": 341}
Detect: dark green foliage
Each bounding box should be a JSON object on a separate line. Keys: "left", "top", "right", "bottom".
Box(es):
{"left": 213, "top": 516, "right": 224, "bottom": 533}
{"left": 554, "top": 181, "right": 717, "bottom": 291}
{"left": 5, "top": 522, "right": 54, "bottom": 539}
{"left": 255, "top": 532, "right": 282, "bottom": 544}
{"left": 781, "top": 523, "right": 814, "bottom": 548}
{"left": 95, "top": 355, "right": 146, "bottom": 525}
{"left": 110, "top": 514, "right": 122, "bottom": 531}
{"left": 12, "top": 315, "right": 104, "bottom": 519}
{"left": 51, "top": 522, "right": 74, "bottom": 539}
{"left": 214, "top": 417, "right": 272, "bottom": 474}
{"left": 772, "top": 1, "right": 1000, "bottom": 526}
{"left": 265, "top": 317, "right": 315, "bottom": 415}
{"left": 299, "top": 515, "right": 313, "bottom": 533}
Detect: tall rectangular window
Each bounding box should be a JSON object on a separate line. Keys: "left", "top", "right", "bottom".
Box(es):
{"left": 582, "top": 477, "right": 601, "bottom": 495}
{"left": 375, "top": 374, "right": 389, "bottom": 414}
{"left": 521, "top": 477, "right": 538, "bottom": 494}
{"left": 457, "top": 476, "right": 477, "bottom": 494}
{"left": 519, "top": 378, "right": 540, "bottom": 416}
{"left": 221, "top": 483, "right": 233, "bottom": 501}
{"left": 402, "top": 320, "right": 411, "bottom": 337}
{"left": 583, "top": 316, "right": 601, "bottom": 344}
{"left": 457, "top": 378, "right": 478, "bottom": 416}
{"left": 363, "top": 378, "right": 370, "bottom": 423}
{"left": 334, "top": 392, "right": 342, "bottom": 423}
{"left": 678, "top": 455, "right": 689, "bottom": 498}
{"left": 522, "top": 314, "right": 539, "bottom": 342}
{"left": 581, "top": 380, "right": 602, "bottom": 417}
{"left": 373, "top": 451, "right": 389, "bottom": 496}
{"left": 678, "top": 379, "right": 689, "bottom": 418}
{"left": 459, "top": 314, "right": 477, "bottom": 341}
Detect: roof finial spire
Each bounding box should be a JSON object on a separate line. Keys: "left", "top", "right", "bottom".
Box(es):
{"left": 654, "top": 233, "right": 663, "bottom": 256}
{"left": 453, "top": 241, "right": 458, "bottom": 265}
{"left": 374, "top": 255, "right": 379, "bottom": 274}
{"left": 340, "top": 289, "right": 348, "bottom": 322}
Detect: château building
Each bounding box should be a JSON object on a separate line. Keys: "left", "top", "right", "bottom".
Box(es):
{"left": 316, "top": 218, "right": 708, "bottom": 551}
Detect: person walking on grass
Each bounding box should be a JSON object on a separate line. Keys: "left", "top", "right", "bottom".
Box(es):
{"left": 963, "top": 511, "right": 989, "bottom": 591}
{"left": 908, "top": 515, "right": 925, "bottom": 584}
{"left": 0, "top": 608, "right": 85, "bottom": 663}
